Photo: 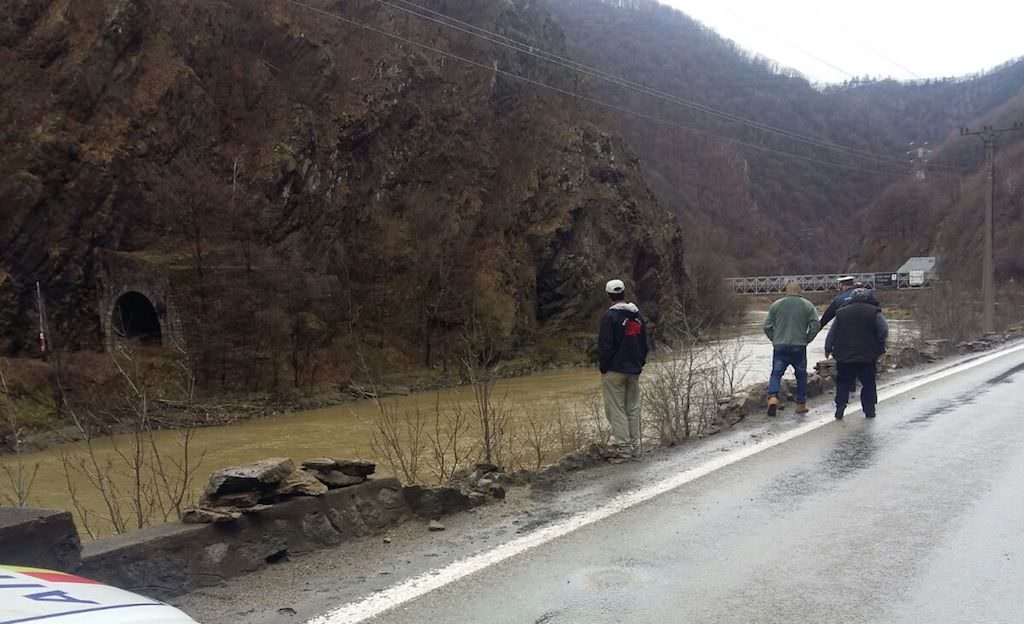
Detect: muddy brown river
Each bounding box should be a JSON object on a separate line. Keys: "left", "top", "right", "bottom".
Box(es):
{"left": 1, "top": 313, "right": 917, "bottom": 538}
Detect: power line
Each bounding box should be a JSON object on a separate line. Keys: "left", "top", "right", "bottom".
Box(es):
{"left": 713, "top": 1, "right": 856, "bottom": 80}
{"left": 366, "top": 0, "right": 965, "bottom": 174}
{"left": 280, "top": 0, "right": 947, "bottom": 179}
{"left": 816, "top": 13, "right": 923, "bottom": 80}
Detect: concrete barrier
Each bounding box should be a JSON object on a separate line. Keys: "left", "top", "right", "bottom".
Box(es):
{"left": 0, "top": 508, "right": 82, "bottom": 571}
{"left": 0, "top": 478, "right": 409, "bottom": 600}
{"left": 77, "top": 477, "right": 406, "bottom": 599}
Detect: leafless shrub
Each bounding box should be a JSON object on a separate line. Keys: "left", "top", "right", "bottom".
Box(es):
{"left": 579, "top": 393, "right": 612, "bottom": 446}
{"left": 426, "top": 395, "right": 473, "bottom": 484}
{"left": 519, "top": 404, "right": 558, "bottom": 471}
{"left": 368, "top": 396, "right": 427, "bottom": 485}
{"left": 58, "top": 347, "right": 205, "bottom": 539}
{"left": 643, "top": 327, "right": 749, "bottom": 446}
{"left": 644, "top": 339, "right": 703, "bottom": 445}
{"left": 552, "top": 400, "right": 595, "bottom": 455}
{"left": 459, "top": 320, "right": 512, "bottom": 467}
{"left": 914, "top": 276, "right": 980, "bottom": 342}
{"left": 707, "top": 335, "right": 750, "bottom": 396}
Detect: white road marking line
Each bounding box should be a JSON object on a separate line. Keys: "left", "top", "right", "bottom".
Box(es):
{"left": 308, "top": 342, "right": 1024, "bottom": 624}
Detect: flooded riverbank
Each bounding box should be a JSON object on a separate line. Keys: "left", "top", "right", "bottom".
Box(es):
{"left": 1, "top": 312, "right": 918, "bottom": 538}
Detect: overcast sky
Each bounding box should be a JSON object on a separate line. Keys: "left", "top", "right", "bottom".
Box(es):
{"left": 662, "top": 0, "right": 1024, "bottom": 84}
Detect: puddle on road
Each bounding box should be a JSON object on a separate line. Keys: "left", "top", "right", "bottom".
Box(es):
{"left": 823, "top": 429, "right": 877, "bottom": 478}
{"left": 985, "top": 362, "right": 1024, "bottom": 385}
{"left": 761, "top": 425, "right": 881, "bottom": 505}
{"left": 897, "top": 389, "right": 979, "bottom": 429}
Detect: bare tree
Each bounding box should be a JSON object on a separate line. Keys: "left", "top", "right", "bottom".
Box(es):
{"left": 58, "top": 347, "right": 206, "bottom": 538}
{"left": 643, "top": 322, "right": 750, "bottom": 445}
{"left": 425, "top": 394, "right": 473, "bottom": 483}
{"left": 368, "top": 397, "right": 427, "bottom": 484}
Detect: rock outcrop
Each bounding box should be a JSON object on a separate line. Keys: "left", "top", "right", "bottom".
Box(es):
{"left": 0, "top": 0, "right": 687, "bottom": 373}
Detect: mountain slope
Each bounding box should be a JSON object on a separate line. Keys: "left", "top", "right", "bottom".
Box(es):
{"left": 544, "top": 0, "right": 1024, "bottom": 274}
{"left": 0, "top": 0, "right": 687, "bottom": 383}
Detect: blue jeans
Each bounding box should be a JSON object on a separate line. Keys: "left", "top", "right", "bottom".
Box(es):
{"left": 768, "top": 346, "right": 808, "bottom": 403}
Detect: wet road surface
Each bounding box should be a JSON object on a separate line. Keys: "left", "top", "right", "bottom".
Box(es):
{"left": 173, "top": 344, "right": 1024, "bottom": 624}
{"left": 313, "top": 344, "right": 1024, "bottom": 624}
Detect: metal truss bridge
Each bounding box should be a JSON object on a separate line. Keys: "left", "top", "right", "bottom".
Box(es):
{"left": 725, "top": 272, "right": 933, "bottom": 295}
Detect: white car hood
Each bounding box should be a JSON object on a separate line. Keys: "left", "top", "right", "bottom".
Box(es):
{"left": 0, "top": 565, "right": 198, "bottom": 624}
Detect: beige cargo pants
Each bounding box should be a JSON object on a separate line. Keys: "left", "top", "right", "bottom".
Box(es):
{"left": 601, "top": 371, "right": 641, "bottom": 449}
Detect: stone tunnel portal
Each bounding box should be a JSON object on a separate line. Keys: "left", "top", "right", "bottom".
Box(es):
{"left": 112, "top": 291, "right": 163, "bottom": 344}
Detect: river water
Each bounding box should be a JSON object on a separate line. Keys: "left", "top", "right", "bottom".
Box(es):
{"left": 1, "top": 312, "right": 917, "bottom": 538}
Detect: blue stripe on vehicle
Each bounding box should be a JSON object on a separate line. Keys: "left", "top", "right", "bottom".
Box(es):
{"left": 0, "top": 602, "right": 165, "bottom": 624}
{"left": 0, "top": 585, "right": 46, "bottom": 590}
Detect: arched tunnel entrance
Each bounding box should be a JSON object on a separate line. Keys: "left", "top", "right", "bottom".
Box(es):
{"left": 112, "top": 291, "right": 163, "bottom": 344}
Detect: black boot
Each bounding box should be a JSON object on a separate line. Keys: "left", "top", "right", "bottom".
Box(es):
{"left": 834, "top": 404, "right": 845, "bottom": 420}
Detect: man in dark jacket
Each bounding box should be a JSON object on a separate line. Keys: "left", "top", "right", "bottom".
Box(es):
{"left": 598, "top": 279, "right": 648, "bottom": 457}
{"left": 819, "top": 275, "right": 856, "bottom": 328}
{"left": 825, "top": 288, "right": 888, "bottom": 420}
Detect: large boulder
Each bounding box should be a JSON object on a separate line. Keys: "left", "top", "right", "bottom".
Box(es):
{"left": 302, "top": 458, "right": 375, "bottom": 488}
{"left": 204, "top": 458, "right": 295, "bottom": 497}
{"left": 200, "top": 491, "right": 262, "bottom": 509}
{"left": 302, "top": 458, "right": 375, "bottom": 476}
{"left": 402, "top": 485, "right": 471, "bottom": 519}
{"left": 313, "top": 470, "right": 366, "bottom": 489}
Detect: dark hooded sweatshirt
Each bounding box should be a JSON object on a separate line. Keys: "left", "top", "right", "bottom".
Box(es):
{"left": 825, "top": 289, "right": 888, "bottom": 363}
{"left": 598, "top": 302, "right": 649, "bottom": 375}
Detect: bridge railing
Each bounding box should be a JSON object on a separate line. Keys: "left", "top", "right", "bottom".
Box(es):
{"left": 725, "top": 272, "right": 934, "bottom": 295}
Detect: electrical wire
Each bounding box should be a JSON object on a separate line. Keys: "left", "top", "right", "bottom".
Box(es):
{"left": 369, "top": 0, "right": 965, "bottom": 173}
{"left": 280, "top": 0, "right": 952, "bottom": 179}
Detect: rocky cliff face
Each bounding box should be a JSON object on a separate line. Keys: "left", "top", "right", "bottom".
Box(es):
{"left": 0, "top": 0, "right": 685, "bottom": 375}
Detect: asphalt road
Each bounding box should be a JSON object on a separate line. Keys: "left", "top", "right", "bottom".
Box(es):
{"left": 310, "top": 344, "right": 1024, "bottom": 624}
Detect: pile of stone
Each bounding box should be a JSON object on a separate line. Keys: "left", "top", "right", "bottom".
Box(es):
{"left": 301, "top": 458, "right": 376, "bottom": 488}
{"left": 957, "top": 334, "right": 1007, "bottom": 354}
{"left": 183, "top": 457, "right": 376, "bottom": 524}
{"left": 403, "top": 463, "right": 511, "bottom": 519}
{"left": 814, "top": 359, "right": 837, "bottom": 380}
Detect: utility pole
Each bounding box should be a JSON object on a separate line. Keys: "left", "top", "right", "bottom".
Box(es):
{"left": 35, "top": 281, "right": 47, "bottom": 360}
{"left": 959, "top": 121, "right": 1024, "bottom": 334}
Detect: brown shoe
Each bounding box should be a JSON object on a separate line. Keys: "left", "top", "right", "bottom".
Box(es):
{"left": 767, "top": 396, "right": 779, "bottom": 417}
{"left": 795, "top": 402, "right": 809, "bottom": 414}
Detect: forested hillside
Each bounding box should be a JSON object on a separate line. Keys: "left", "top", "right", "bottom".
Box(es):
{"left": 0, "top": 0, "right": 688, "bottom": 386}
{"left": 852, "top": 94, "right": 1024, "bottom": 281}
{"left": 546, "top": 0, "right": 1024, "bottom": 274}
{"left": 2, "top": 0, "right": 1022, "bottom": 387}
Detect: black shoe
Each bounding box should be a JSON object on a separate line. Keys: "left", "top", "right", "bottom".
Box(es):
{"left": 834, "top": 405, "right": 845, "bottom": 420}
{"left": 864, "top": 412, "right": 876, "bottom": 419}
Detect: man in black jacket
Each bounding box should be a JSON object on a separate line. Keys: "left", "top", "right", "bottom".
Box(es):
{"left": 598, "top": 279, "right": 648, "bottom": 457}
{"left": 819, "top": 275, "right": 856, "bottom": 328}
{"left": 825, "top": 288, "right": 888, "bottom": 420}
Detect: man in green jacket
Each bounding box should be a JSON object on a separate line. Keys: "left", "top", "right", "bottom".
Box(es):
{"left": 763, "top": 281, "right": 821, "bottom": 416}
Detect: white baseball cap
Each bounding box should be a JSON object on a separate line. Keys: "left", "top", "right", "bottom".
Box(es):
{"left": 605, "top": 279, "right": 625, "bottom": 294}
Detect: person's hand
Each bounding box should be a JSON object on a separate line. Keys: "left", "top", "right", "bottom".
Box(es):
{"left": 825, "top": 351, "right": 832, "bottom": 359}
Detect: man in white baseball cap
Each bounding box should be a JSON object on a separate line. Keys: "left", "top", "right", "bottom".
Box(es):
{"left": 597, "top": 278, "right": 648, "bottom": 460}
{"left": 820, "top": 276, "right": 856, "bottom": 328}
